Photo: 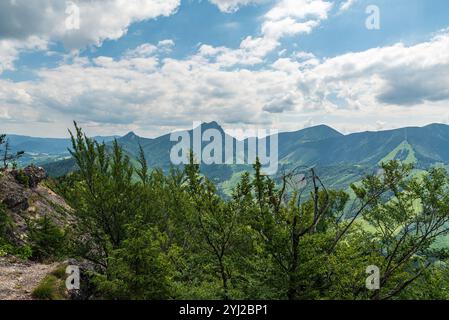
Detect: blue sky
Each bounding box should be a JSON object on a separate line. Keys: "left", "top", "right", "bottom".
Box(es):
{"left": 1, "top": 0, "right": 449, "bottom": 137}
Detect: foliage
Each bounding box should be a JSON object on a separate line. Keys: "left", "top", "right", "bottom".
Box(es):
{"left": 0, "top": 204, "right": 32, "bottom": 260}
{"left": 27, "top": 215, "right": 66, "bottom": 262}
{"left": 15, "top": 170, "right": 30, "bottom": 187}
{"left": 93, "top": 221, "right": 172, "bottom": 300}
{"left": 32, "top": 274, "right": 66, "bottom": 300}
{"left": 0, "top": 134, "right": 24, "bottom": 170}
{"left": 0, "top": 203, "right": 13, "bottom": 240}
{"left": 57, "top": 123, "right": 449, "bottom": 300}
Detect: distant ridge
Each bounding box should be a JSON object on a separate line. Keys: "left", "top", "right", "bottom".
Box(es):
{"left": 8, "top": 122, "right": 449, "bottom": 142}
{"left": 7, "top": 122, "right": 449, "bottom": 192}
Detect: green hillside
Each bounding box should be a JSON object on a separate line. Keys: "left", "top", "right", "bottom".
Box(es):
{"left": 31, "top": 122, "right": 449, "bottom": 194}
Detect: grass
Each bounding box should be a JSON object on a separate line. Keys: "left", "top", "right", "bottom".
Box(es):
{"left": 51, "top": 264, "right": 68, "bottom": 279}
{"left": 32, "top": 275, "right": 64, "bottom": 300}
{"left": 32, "top": 264, "right": 68, "bottom": 300}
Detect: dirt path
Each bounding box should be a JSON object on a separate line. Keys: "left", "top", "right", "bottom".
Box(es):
{"left": 0, "top": 257, "right": 58, "bottom": 300}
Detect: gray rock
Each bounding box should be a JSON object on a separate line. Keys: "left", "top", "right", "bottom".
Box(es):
{"left": 22, "top": 165, "right": 47, "bottom": 188}
{"left": 2, "top": 192, "right": 29, "bottom": 211}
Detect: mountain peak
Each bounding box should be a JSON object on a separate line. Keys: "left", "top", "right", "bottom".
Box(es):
{"left": 282, "top": 124, "right": 343, "bottom": 140}
{"left": 123, "top": 131, "right": 139, "bottom": 139}
{"left": 304, "top": 124, "right": 342, "bottom": 135}
{"left": 191, "top": 121, "right": 224, "bottom": 132}
{"left": 203, "top": 121, "right": 222, "bottom": 130}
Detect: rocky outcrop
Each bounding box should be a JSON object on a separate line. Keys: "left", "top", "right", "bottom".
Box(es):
{"left": 2, "top": 192, "right": 29, "bottom": 211}
{"left": 65, "top": 259, "right": 98, "bottom": 300}
{"left": 0, "top": 167, "right": 75, "bottom": 300}
{"left": 0, "top": 171, "right": 30, "bottom": 212}
{"left": 0, "top": 167, "right": 72, "bottom": 245}
{"left": 22, "top": 165, "right": 48, "bottom": 188}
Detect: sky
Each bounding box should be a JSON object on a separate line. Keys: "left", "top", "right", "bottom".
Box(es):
{"left": 1, "top": 0, "right": 449, "bottom": 138}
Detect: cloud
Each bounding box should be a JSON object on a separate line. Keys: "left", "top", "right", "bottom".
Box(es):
{"left": 0, "top": 0, "right": 180, "bottom": 48}
{"left": 0, "top": 36, "right": 48, "bottom": 73}
{"left": 263, "top": 94, "right": 296, "bottom": 113}
{"left": 265, "top": 0, "right": 331, "bottom": 21}
{"left": 0, "top": 40, "right": 298, "bottom": 133}
{"left": 199, "top": 0, "right": 332, "bottom": 67}
{"left": 262, "top": 0, "right": 332, "bottom": 41}
{"left": 298, "top": 33, "right": 449, "bottom": 109}
{"left": 125, "top": 40, "right": 175, "bottom": 58}
{"left": 0, "top": 0, "right": 331, "bottom": 74}
{"left": 4, "top": 31, "right": 449, "bottom": 135}
{"left": 2, "top": 1, "right": 449, "bottom": 136}
{"left": 199, "top": 36, "right": 279, "bottom": 66}
{"left": 208, "top": 0, "right": 267, "bottom": 13}
{"left": 0, "top": 0, "right": 180, "bottom": 73}
{"left": 338, "top": 0, "right": 357, "bottom": 13}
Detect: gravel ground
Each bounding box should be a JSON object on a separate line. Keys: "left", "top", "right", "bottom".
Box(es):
{"left": 0, "top": 256, "right": 58, "bottom": 300}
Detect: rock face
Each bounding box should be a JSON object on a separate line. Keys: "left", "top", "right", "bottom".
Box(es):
{"left": 1, "top": 165, "right": 47, "bottom": 211}
{"left": 12, "top": 165, "right": 48, "bottom": 189}
{"left": 2, "top": 192, "right": 29, "bottom": 211}
{"left": 0, "top": 172, "right": 30, "bottom": 212}
{"left": 0, "top": 168, "right": 74, "bottom": 300}
{"left": 65, "top": 259, "right": 98, "bottom": 300}
{"left": 23, "top": 165, "right": 47, "bottom": 188}
{"left": 0, "top": 167, "right": 72, "bottom": 245}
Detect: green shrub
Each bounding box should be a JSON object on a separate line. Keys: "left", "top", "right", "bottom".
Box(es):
{"left": 32, "top": 275, "right": 65, "bottom": 300}
{"left": 15, "top": 170, "right": 30, "bottom": 187}
{"left": 14, "top": 244, "right": 33, "bottom": 260}
{"left": 93, "top": 226, "right": 172, "bottom": 300}
{"left": 0, "top": 243, "right": 33, "bottom": 260}
{"left": 28, "top": 215, "right": 66, "bottom": 261}
{"left": 0, "top": 204, "right": 19, "bottom": 258}
{"left": 0, "top": 203, "right": 13, "bottom": 240}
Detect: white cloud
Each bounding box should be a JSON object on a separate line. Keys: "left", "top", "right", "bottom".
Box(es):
{"left": 3, "top": 33, "right": 449, "bottom": 136}
{"left": 0, "top": 0, "right": 180, "bottom": 74}
{"left": 208, "top": 0, "right": 267, "bottom": 13}
{"left": 0, "top": 0, "right": 330, "bottom": 74}
{"left": 125, "top": 40, "right": 175, "bottom": 58}
{"left": 265, "top": 0, "right": 332, "bottom": 21}
{"left": 56, "top": 0, "right": 180, "bottom": 49}
{"left": 0, "top": 37, "right": 47, "bottom": 73}
{"left": 262, "top": 0, "right": 332, "bottom": 39}
{"left": 299, "top": 33, "right": 449, "bottom": 109}
{"left": 199, "top": 0, "right": 332, "bottom": 68}
{"left": 338, "top": 0, "right": 357, "bottom": 13}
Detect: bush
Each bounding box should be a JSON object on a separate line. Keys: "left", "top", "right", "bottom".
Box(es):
{"left": 0, "top": 205, "right": 33, "bottom": 260}
{"left": 15, "top": 170, "right": 30, "bottom": 188}
{"left": 0, "top": 203, "right": 13, "bottom": 239}
{"left": 28, "top": 215, "right": 66, "bottom": 261}
{"left": 0, "top": 204, "right": 19, "bottom": 258}
{"left": 93, "top": 226, "right": 172, "bottom": 300}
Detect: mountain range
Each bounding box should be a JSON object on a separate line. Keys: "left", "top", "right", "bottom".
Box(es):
{"left": 5, "top": 122, "right": 449, "bottom": 194}
{"left": 5, "top": 134, "right": 118, "bottom": 170}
